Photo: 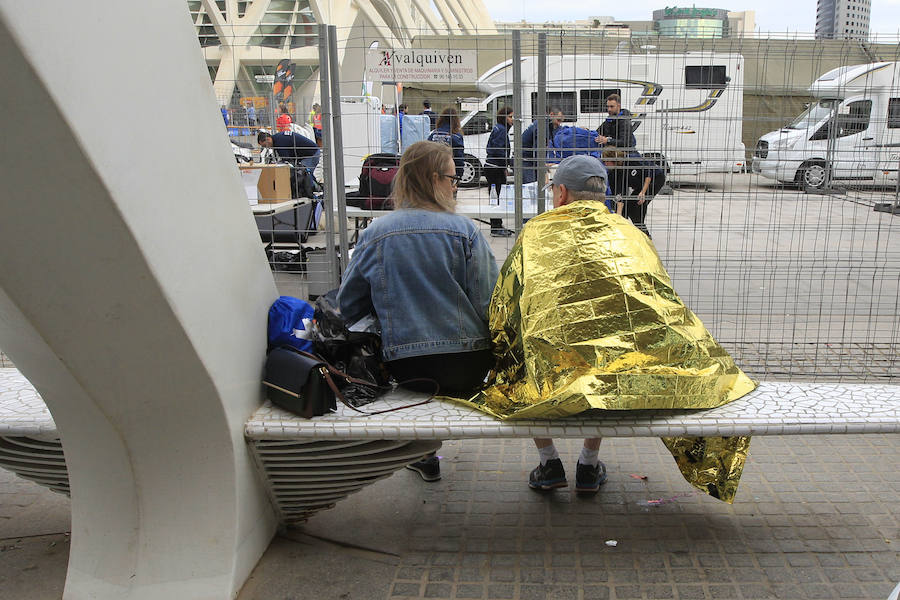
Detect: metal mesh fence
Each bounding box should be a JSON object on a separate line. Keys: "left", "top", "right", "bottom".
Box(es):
{"left": 205, "top": 23, "right": 900, "bottom": 383}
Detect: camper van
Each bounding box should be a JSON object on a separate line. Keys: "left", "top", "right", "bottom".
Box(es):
{"left": 752, "top": 62, "right": 900, "bottom": 191}
{"left": 457, "top": 52, "right": 746, "bottom": 186}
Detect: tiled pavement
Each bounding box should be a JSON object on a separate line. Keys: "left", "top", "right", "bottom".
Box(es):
{"left": 4, "top": 434, "right": 898, "bottom": 599}
{"left": 369, "top": 436, "right": 900, "bottom": 600}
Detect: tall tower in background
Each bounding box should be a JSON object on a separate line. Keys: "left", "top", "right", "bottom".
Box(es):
{"left": 816, "top": 0, "right": 871, "bottom": 40}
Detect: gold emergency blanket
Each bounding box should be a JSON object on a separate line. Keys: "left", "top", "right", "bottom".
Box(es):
{"left": 459, "top": 201, "right": 757, "bottom": 502}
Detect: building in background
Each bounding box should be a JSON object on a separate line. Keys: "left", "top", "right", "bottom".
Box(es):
{"left": 651, "top": 7, "right": 755, "bottom": 38}
{"left": 497, "top": 9, "right": 755, "bottom": 39}
{"left": 494, "top": 16, "right": 632, "bottom": 37}
{"left": 188, "top": 0, "right": 496, "bottom": 116}
{"left": 815, "top": 0, "right": 871, "bottom": 40}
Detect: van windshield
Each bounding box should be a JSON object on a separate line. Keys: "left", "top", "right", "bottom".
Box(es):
{"left": 461, "top": 95, "right": 512, "bottom": 136}
{"left": 787, "top": 99, "right": 839, "bottom": 130}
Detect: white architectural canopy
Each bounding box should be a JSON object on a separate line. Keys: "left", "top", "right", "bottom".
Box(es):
{"left": 188, "top": 0, "right": 497, "bottom": 106}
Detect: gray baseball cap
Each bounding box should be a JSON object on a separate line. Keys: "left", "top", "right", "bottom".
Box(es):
{"left": 546, "top": 155, "right": 608, "bottom": 192}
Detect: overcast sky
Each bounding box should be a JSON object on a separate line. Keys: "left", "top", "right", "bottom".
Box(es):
{"left": 481, "top": 0, "right": 900, "bottom": 37}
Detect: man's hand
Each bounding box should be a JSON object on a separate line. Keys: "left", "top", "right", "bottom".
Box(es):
{"left": 637, "top": 191, "right": 647, "bottom": 205}
{"left": 595, "top": 134, "right": 609, "bottom": 144}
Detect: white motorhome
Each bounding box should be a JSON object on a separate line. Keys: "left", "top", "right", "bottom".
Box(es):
{"left": 457, "top": 52, "right": 746, "bottom": 186}
{"left": 752, "top": 62, "right": 900, "bottom": 191}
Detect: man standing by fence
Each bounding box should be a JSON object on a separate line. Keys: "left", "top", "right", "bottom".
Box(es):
{"left": 595, "top": 94, "right": 635, "bottom": 149}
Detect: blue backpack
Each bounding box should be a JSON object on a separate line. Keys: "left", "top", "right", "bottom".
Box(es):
{"left": 267, "top": 296, "right": 316, "bottom": 352}
{"left": 550, "top": 126, "right": 600, "bottom": 160}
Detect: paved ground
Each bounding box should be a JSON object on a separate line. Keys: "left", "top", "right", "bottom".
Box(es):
{"left": 2, "top": 435, "right": 897, "bottom": 599}
{"left": 2, "top": 173, "right": 899, "bottom": 599}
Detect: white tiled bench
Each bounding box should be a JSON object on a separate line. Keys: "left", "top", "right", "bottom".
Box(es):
{"left": 243, "top": 381, "right": 900, "bottom": 524}
{"left": 3, "top": 367, "right": 900, "bottom": 526}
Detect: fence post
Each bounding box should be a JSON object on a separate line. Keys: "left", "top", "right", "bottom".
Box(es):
{"left": 328, "top": 25, "right": 350, "bottom": 276}
{"left": 317, "top": 24, "right": 339, "bottom": 289}
{"left": 512, "top": 30, "right": 523, "bottom": 233}
{"left": 823, "top": 101, "right": 838, "bottom": 192}
{"left": 536, "top": 33, "right": 548, "bottom": 214}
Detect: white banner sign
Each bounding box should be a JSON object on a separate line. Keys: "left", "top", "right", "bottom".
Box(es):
{"left": 365, "top": 49, "right": 478, "bottom": 83}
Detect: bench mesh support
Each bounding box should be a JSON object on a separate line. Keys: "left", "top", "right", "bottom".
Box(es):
{"left": 0, "top": 436, "right": 69, "bottom": 496}
{"left": 247, "top": 438, "right": 441, "bottom": 524}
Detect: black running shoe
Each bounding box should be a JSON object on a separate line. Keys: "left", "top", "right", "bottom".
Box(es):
{"left": 574, "top": 460, "right": 608, "bottom": 493}
{"left": 406, "top": 455, "right": 441, "bottom": 482}
{"left": 528, "top": 458, "right": 568, "bottom": 490}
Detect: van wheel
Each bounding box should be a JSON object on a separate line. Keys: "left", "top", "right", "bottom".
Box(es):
{"left": 799, "top": 161, "right": 828, "bottom": 193}
{"left": 460, "top": 156, "right": 481, "bottom": 187}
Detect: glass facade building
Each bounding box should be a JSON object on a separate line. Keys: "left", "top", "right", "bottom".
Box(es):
{"left": 652, "top": 7, "right": 730, "bottom": 38}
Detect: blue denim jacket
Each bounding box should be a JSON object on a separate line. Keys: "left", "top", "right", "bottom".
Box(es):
{"left": 338, "top": 209, "right": 499, "bottom": 361}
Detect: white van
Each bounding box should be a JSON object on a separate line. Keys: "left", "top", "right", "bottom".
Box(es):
{"left": 457, "top": 52, "right": 746, "bottom": 186}
{"left": 752, "top": 62, "right": 900, "bottom": 191}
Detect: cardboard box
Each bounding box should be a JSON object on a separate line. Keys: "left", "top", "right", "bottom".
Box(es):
{"left": 239, "top": 164, "right": 291, "bottom": 204}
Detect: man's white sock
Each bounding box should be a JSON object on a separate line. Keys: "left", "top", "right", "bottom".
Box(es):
{"left": 538, "top": 444, "right": 559, "bottom": 465}
{"left": 579, "top": 446, "right": 600, "bottom": 467}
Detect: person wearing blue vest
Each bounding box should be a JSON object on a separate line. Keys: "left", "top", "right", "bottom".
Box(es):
{"left": 485, "top": 106, "right": 514, "bottom": 237}
{"left": 422, "top": 101, "right": 438, "bottom": 130}
{"left": 427, "top": 108, "right": 465, "bottom": 180}
{"left": 522, "top": 107, "right": 564, "bottom": 184}
{"left": 397, "top": 103, "right": 408, "bottom": 138}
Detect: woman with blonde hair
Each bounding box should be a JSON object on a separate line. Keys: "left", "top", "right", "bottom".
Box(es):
{"left": 338, "top": 141, "right": 499, "bottom": 481}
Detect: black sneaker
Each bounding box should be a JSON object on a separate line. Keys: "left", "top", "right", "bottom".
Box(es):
{"left": 490, "top": 228, "right": 514, "bottom": 237}
{"left": 574, "top": 460, "right": 608, "bottom": 493}
{"left": 528, "top": 458, "right": 568, "bottom": 490}
{"left": 406, "top": 455, "right": 441, "bottom": 482}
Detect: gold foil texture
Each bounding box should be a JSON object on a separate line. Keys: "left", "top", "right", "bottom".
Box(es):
{"left": 459, "top": 201, "right": 757, "bottom": 502}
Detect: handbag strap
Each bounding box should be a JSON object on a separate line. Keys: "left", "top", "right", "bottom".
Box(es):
{"left": 288, "top": 348, "right": 440, "bottom": 415}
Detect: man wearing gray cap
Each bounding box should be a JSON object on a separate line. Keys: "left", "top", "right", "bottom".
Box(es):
{"left": 544, "top": 154, "right": 610, "bottom": 210}
{"left": 529, "top": 154, "right": 611, "bottom": 492}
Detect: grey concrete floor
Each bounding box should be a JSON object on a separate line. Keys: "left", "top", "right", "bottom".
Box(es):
{"left": 2, "top": 436, "right": 898, "bottom": 600}
{"left": 2, "top": 172, "right": 900, "bottom": 599}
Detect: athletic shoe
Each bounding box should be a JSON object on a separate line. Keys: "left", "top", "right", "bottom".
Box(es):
{"left": 528, "top": 458, "right": 568, "bottom": 490}
{"left": 574, "top": 460, "right": 608, "bottom": 493}
{"left": 490, "top": 228, "right": 514, "bottom": 237}
{"left": 406, "top": 455, "right": 441, "bottom": 482}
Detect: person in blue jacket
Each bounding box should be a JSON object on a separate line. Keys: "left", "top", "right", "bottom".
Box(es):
{"left": 258, "top": 130, "right": 320, "bottom": 169}
{"left": 485, "top": 106, "right": 514, "bottom": 236}
{"left": 521, "top": 107, "right": 564, "bottom": 184}
{"left": 422, "top": 101, "right": 438, "bottom": 130}
{"left": 397, "top": 103, "right": 408, "bottom": 138}
{"left": 427, "top": 108, "right": 465, "bottom": 181}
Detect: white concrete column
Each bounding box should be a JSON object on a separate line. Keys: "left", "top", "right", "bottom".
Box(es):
{"left": 213, "top": 45, "right": 240, "bottom": 107}
{"left": 0, "top": 3, "right": 277, "bottom": 598}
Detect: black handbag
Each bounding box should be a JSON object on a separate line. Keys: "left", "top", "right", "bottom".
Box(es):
{"left": 263, "top": 346, "right": 438, "bottom": 418}
{"left": 263, "top": 347, "right": 336, "bottom": 418}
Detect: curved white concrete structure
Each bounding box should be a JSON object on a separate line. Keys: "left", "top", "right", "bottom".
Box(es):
{"left": 0, "top": 3, "right": 278, "bottom": 598}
